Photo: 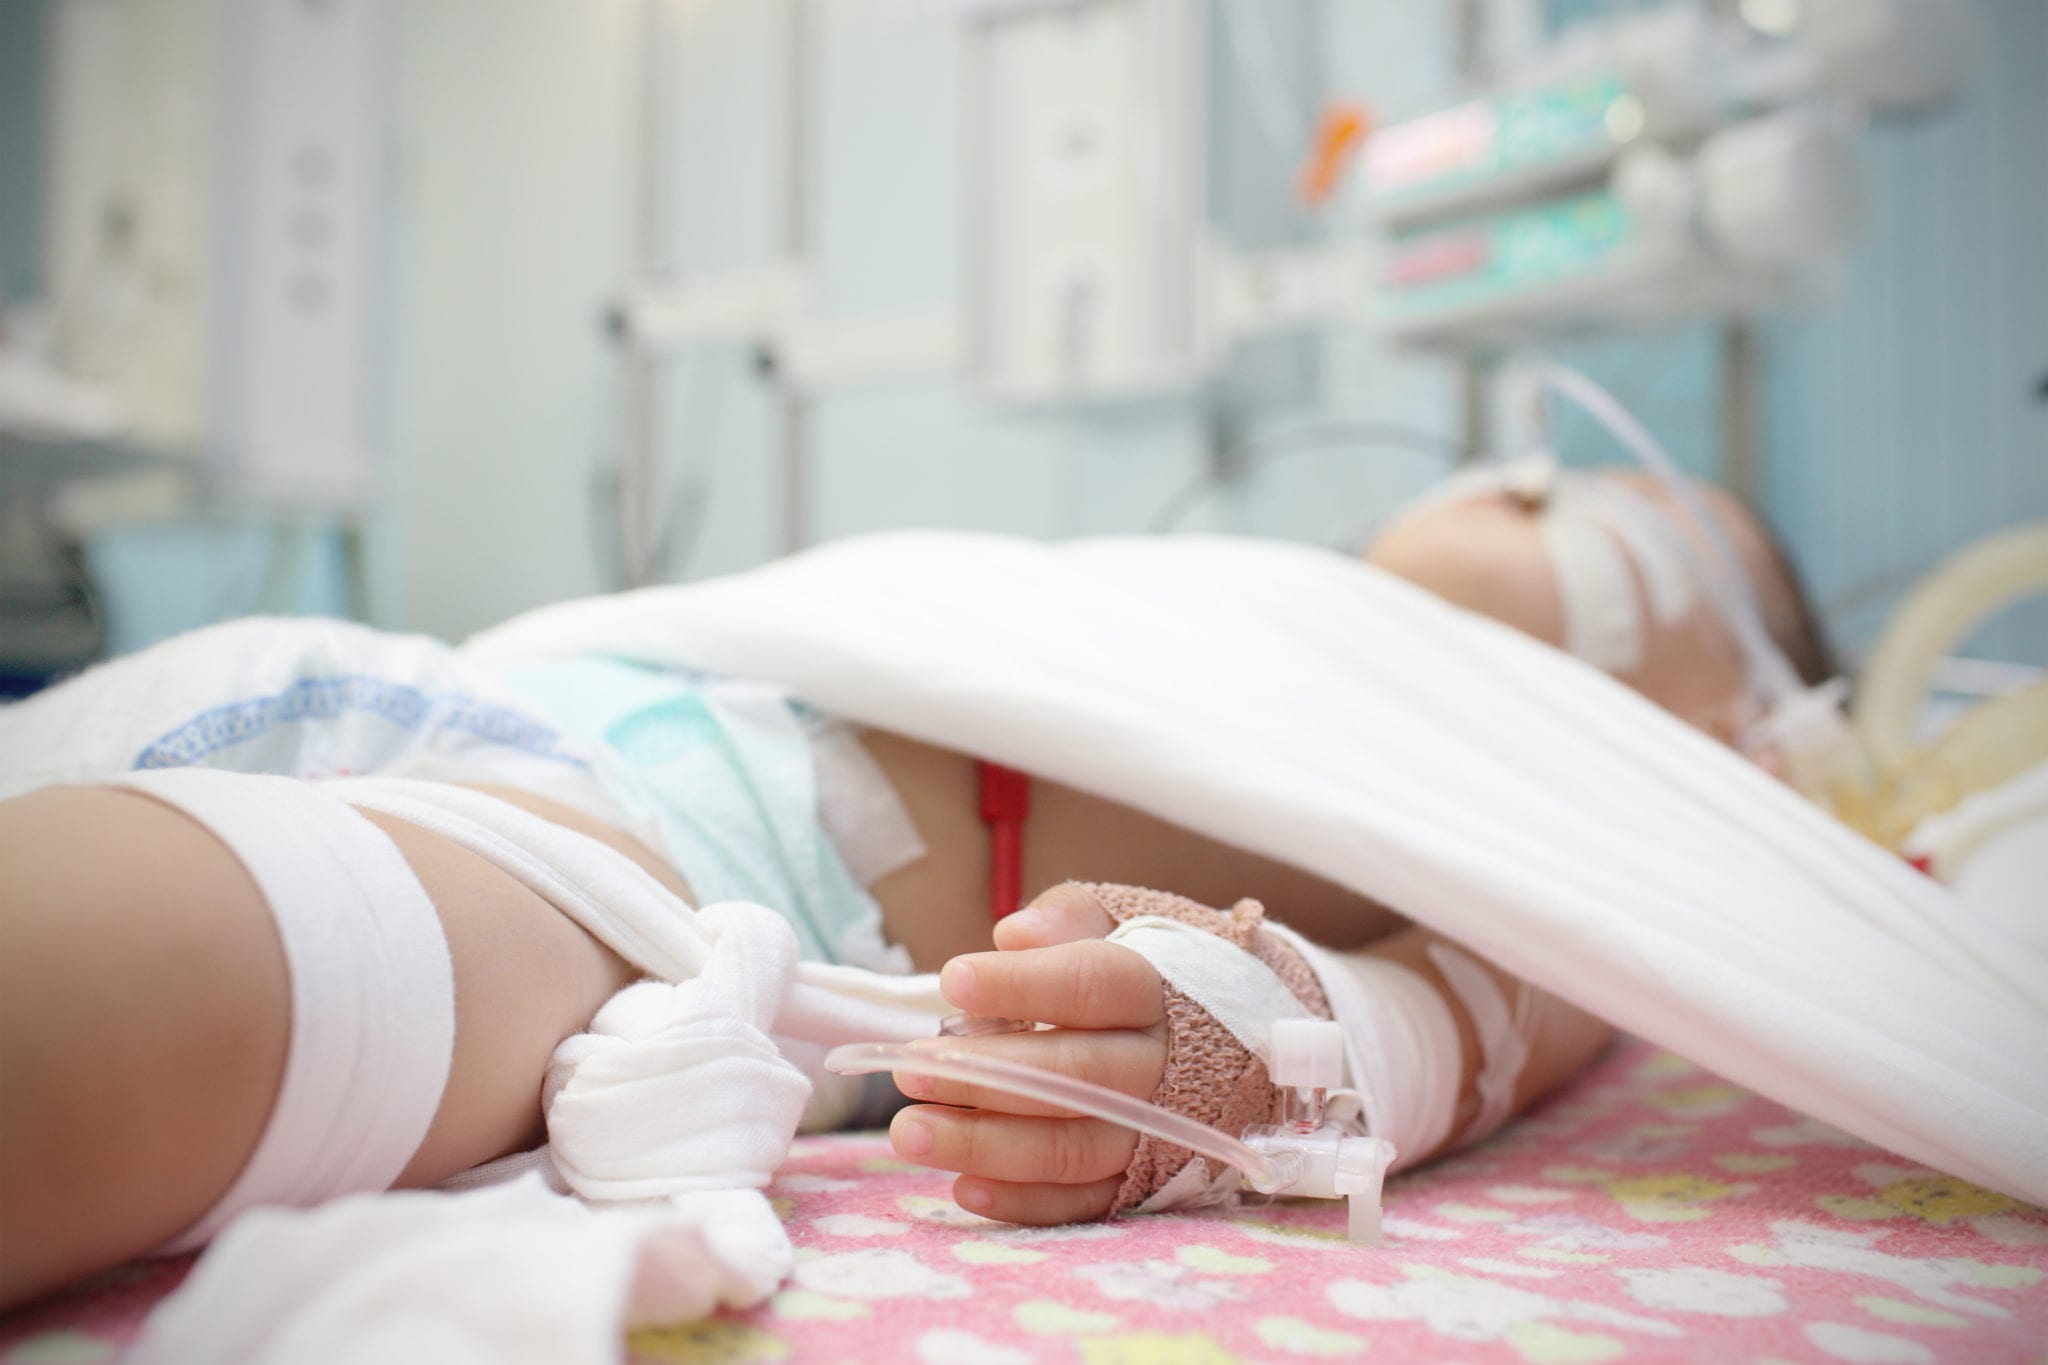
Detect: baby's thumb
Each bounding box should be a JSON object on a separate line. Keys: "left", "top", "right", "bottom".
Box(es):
{"left": 993, "top": 882, "right": 1116, "bottom": 951}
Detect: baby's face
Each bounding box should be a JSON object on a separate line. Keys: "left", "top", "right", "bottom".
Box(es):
{"left": 1366, "top": 472, "right": 1781, "bottom": 754}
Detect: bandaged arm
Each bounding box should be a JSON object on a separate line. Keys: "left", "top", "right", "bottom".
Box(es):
{"left": 1289, "top": 923, "right": 1614, "bottom": 1169}
{"left": 1101, "top": 891, "right": 1610, "bottom": 1211}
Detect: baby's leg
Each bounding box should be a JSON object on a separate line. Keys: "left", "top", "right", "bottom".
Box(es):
{"left": 890, "top": 883, "right": 1611, "bottom": 1224}
{"left": 0, "top": 782, "right": 636, "bottom": 1309}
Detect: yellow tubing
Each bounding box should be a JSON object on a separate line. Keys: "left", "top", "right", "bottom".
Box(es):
{"left": 1836, "top": 523, "right": 2048, "bottom": 849}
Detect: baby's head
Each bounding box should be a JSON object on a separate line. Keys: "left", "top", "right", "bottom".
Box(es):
{"left": 1367, "top": 468, "right": 1834, "bottom": 760}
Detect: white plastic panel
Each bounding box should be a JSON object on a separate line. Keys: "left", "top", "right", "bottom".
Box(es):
{"left": 214, "top": 0, "right": 392, "bottom": 507}
{"left": 963, "top": 0, "right": 1205, "bottom": 403}
{"left": 42, "top": 0, "right": 217, "bottom": 452}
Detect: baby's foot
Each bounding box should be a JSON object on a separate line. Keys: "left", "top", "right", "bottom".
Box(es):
{"left": 889, "top": 883, "right": 1168, "bottom": 1224}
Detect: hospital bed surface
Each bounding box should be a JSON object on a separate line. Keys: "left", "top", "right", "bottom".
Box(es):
{"left": 4, "top": 1036, "right": 2043, "bottom": 1364}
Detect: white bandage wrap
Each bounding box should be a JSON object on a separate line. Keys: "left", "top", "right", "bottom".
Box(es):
{"left": 1427, "top": 942, "right": 1536, "bottom": 1143}
{"left": 1105, "top": 916, "right": 1318, "bottom": 1066}
{"left": 1103, "top": 915, "right": 1321, "bottom": 1210}
{"left": 113, "top": 770, "right": 456, "bottom": 1253}
{"left": 1106, "top": 912, "right": 1464, "bottom": 1175}
{"left": 1269, "top": 926, "right": 1463, "bottom": 1168}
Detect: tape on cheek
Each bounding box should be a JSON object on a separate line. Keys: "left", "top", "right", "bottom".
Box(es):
{"left": 1539, "top": 510, "right": 1646, "bottom": 673}
{"left": 1575, "top": 482, "right": 1701, "bottom": 630}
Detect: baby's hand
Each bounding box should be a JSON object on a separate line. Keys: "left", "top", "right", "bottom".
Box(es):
{"left": 889, "top": 885, "right": 1167, "bottom": 1224}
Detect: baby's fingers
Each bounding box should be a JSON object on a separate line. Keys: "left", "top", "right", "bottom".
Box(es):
{"left": 892, "top": 1105, "right": 1137, "bottom": 1186}
{"left": 895, "top": 1027, "right": 1165, "bottom": 1116}
{"left": 951, "top": 1175, "right": 1123, "bottom": 1226}
{"left": 939, "top": 939, "right": 1163, "bottom": 1031}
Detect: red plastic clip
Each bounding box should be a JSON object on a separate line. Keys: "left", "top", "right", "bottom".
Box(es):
{"left": 977, "top": 761, "right": 1033, "bottom": 922}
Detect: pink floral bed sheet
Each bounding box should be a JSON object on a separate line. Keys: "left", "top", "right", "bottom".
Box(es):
{"left": 6, "top": 1037, "right": 2044, "bottom": 1364}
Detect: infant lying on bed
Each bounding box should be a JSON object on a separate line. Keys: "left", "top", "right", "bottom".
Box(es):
{"left": 0, "top": 468, "right": 1833, "bottom": 1309}
{"left": 875, "top": 465, "right": 1838, "bottom": 1224}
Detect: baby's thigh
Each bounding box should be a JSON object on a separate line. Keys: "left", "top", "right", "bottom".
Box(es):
{"left": 1, "top": 786, "right": 289, "bottom": 1305}
{"left": 0, "top": 783, "right": 633, "bottom": 1309}
{"left": 354, "top": 805, "right": 636, "bottom": 1185}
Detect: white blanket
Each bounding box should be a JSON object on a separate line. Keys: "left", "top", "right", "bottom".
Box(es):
{"left": 467, "top": 530, "right": 2048, "bottom": 1207}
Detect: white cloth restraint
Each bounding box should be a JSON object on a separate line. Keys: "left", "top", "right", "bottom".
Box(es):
{"left": 133, "top": 778, "right": 947, "bottom": 1365}
{"left": 543, "top": 902, "right": 813, "bottom": 1202}
{"left": 327, "top": 779, "right": 948, "bottom": 1047}
{"left": 323, "top": 778, "right": 944, "bottom": 1200}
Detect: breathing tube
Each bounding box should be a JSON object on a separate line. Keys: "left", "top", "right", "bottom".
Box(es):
{"left": 826, "top": 1016, "right": 1398, "bottom": 1244}
{"left": 1496, "top": 358, "right": 1858, "bottom": 802}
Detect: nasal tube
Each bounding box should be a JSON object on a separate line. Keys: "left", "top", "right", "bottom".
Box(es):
{"left": 825, "top": 1018, "right": 1397, "bottom": 1244}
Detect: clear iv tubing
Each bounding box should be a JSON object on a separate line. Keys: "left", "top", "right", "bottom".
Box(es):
{"left": 824, "top": 1042, "right": 1300, "bottom": 1194}
{"left": 1506, "top": 359, "right": 1805, "bottom": 707}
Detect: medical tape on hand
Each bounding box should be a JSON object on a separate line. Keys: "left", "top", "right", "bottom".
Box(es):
{"left": 1102, "top": 913, "right": 1321, "bottom": 1211}
{"left": 1105, "top": 917, "right": 1318, "bottom": 1066}
{"left": 1425, "top": 942, "right": 1536, "bottom": 1143}
{"left": 1266, "top": 925, "right": 1462, "bottom": 1169}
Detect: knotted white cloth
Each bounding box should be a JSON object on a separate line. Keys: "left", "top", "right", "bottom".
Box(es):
{"left": 545, "top": 901, "right": 814, "bottom": 1203}
{"left": 132, "top": 780, "right": 946, "bottom": 1365}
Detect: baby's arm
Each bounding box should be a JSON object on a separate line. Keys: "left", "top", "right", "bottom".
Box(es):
{"left": 889, "top": 884, "right": 1611, "bottom": 1224}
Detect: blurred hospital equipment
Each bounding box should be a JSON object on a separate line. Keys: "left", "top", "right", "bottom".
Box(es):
{"left": 606, "top": 0, "right": 1984, "bottom": 588}
{"left": 4, "top": 0, "right": 396, "bottom": 676}
{"left": 1365, "top": 0, "right": 1978, "bottom": 346}
{"left": 0, "top": 309, "right": 135, "bottom": 687}
{"left": 615, "top": 0, "right": 1979, "bottom": 384}
{"left": 35, "top": 0, "right": 395, "bottom": 506}
{"left": 12, "top": 0, "right": 395, "bottom": 517}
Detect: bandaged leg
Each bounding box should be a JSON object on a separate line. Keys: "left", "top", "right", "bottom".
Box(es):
{"left": 110, "top": 770, "right": 457, "bottom": 1252}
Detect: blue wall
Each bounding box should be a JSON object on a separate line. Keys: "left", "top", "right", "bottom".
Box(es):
{"left": 1760, "top": 0, "right": 2048, "bottom": 664}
